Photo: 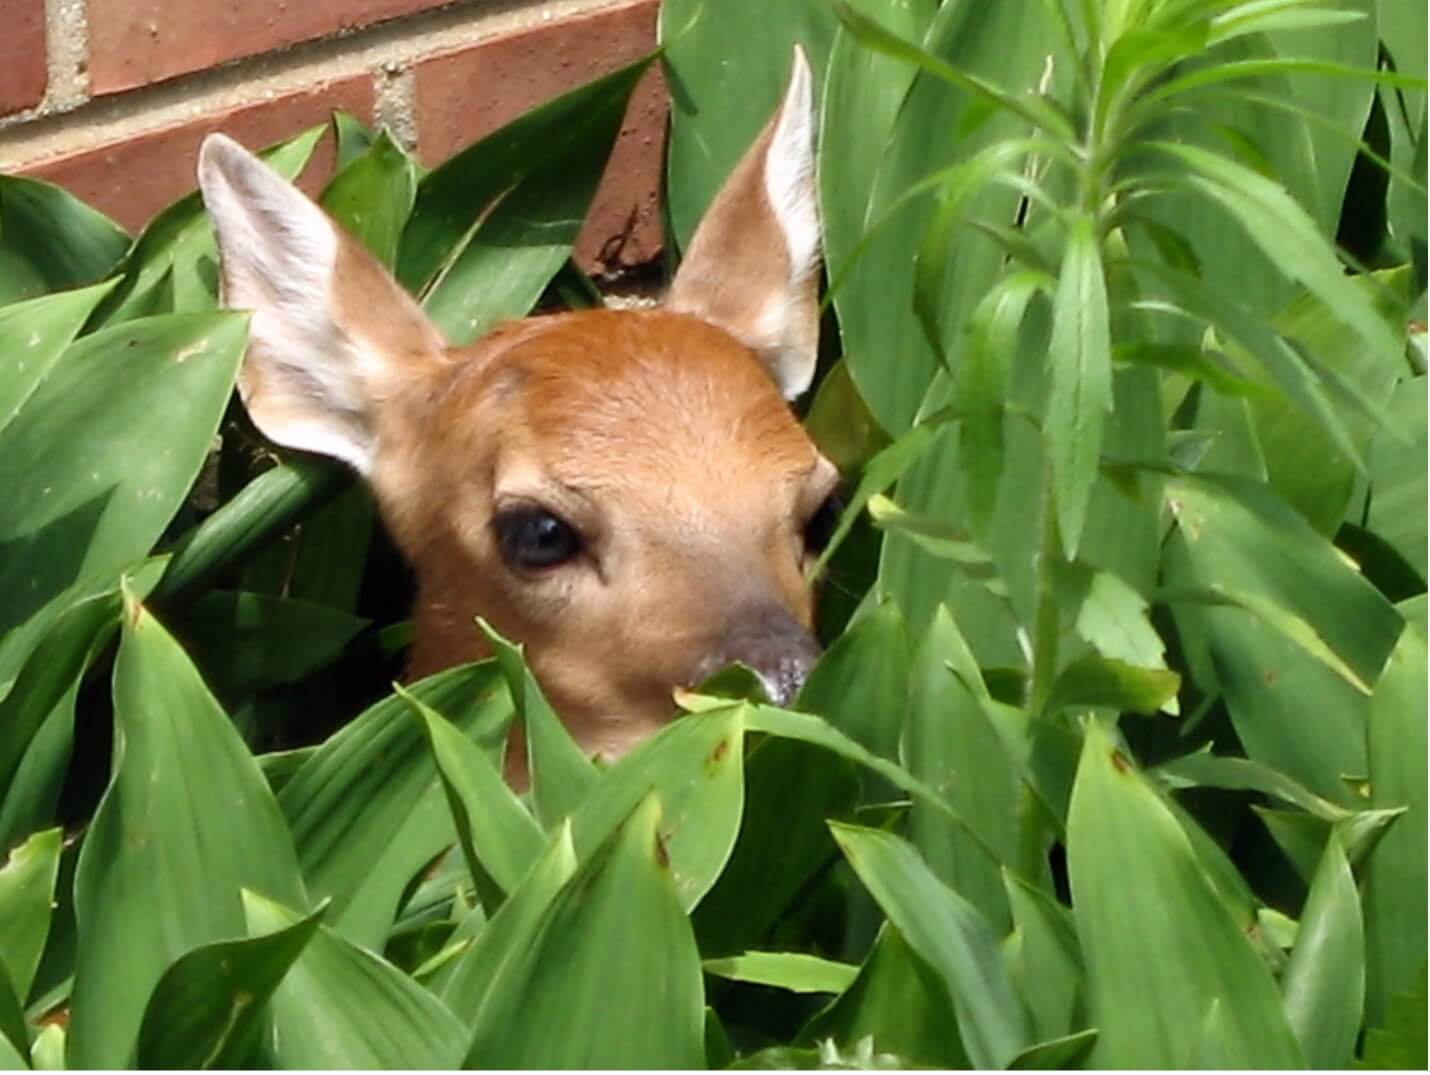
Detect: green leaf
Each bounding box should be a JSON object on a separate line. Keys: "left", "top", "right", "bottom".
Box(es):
{"left": 1153, "top": 749, "right": 1353, "bottom": 820}
{"left": 167, "top": 590, "right": 367, "bottom": 704}
{"left": 830, "top": 823, "right": 1030, "bottom": 1069}
{"left": 1044, "top": 655, "right": 1181, "bottom": 716}
{"left": 399, "top": 685, "right": 545, "bottom": 899}
{"left": 0, "top": 177, "right": 129, "bottom": 306}
{"left": 477, "top": 617, "right": 598, "bottom": 825}
{"left": 0, "top": 970, "right": 25, "bottom": 1069}
{"left": 1365, "top": 376, "right": 1427, "bottom": 581}
{"left": 465, "top": 795, "right": 706, "bottom": 1068}
{"left": 704, "top": 951, "right": 859, "bottom": 995}
{"left": 1046, "top": 214, "right": 1112, "bottom": 559}
{"left": 0, "top": 280, "right": 117, "bottom": 436}
{"left": 0, "top": 311, "right": 245, "bottom": 654}
{"left": 318, "top": 129, "right": 417, "bottom": 269}
{"left": 0, "top": 828, "right": 61, "bottom": 1004}
{"left": 1166, "top": 472, "right": 1403, "bottom": 692}
{"left": 1007, "top": 1027, "right": 1100, "bottom": 1070}
{"left": 1002, "top": 872, "right": 1084, "bottom": 1043}
{"left": 277, "top": 662, "right": 514, "bottom": 948}
{"left": 244, "top": 892, "right": 468, "bottom": 1069}
{"left": 1072, "top": 568, "right": 1168, "bottom": 672}
{"left": 1282, "top": 835, "right": 1364, "bottom": 1068}
{"left": 134, "top": 901, "right": 325, "bottom": 1069}
{"left": 903, "top": 606, "right": 1016, "bottom": 932}
{"left": 1364, "top": 598, "right": 1428, "bottom": 1024}
{"left": 799, "top": 924, "right": 968, "bottom": 1068}
{"left": 67, "top": 597, "right": 308, "bottom": 1069}
{"left": 1066, "top": 720, "right": 1303, "bottom": 1067}
{"left": 399, "top": 57, "right": 653, "bottom": 294}
{"left": 1358, "top": 975, "right": 1429, "bottom": 1069}
{"left": 569, "top": 708, "right": 744, "bottom": 912}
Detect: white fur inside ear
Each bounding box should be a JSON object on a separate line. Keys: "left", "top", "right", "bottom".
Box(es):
{"left": 199, "top": 134, "right": 376, "bottom": 473}
{"left": 763, "top": 47, "right": 820, "bottom": 291}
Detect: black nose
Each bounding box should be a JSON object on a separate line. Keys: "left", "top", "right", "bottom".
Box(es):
{"left": 692, "top": 605, "right": 822, "bottom": 707}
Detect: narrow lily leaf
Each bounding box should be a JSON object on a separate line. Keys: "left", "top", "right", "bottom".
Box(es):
{"left": 1153, "top": 749, "right": 1352, "bottom": 820}
{"left": 830, "top": 823, "right": 1030, "bottom": 1069}
{"left": 1044, "top": 655, "right": 1181, "bottom": 716}
{"left": 465, "top": 795, "right": 706, "bottom": 1068}
{"left": 1067, "top": 721, "right": 1303, "bottom": 1067}
{"left": 1045, "top": 214, "right": 1112, "bottom": 558}
{"left": 1364, "top": 598, "right": 1428, "bottom": 1025}
{"left": 476, "top": 617, "right": 598, "bottom": 826}
{"left": 0, "top": 828, "right": 60, "bottom": 1005}
{"left": 68, "top": 597, "right": 308, "bottom": 1069}
{"left": 318, "top": 129, "right": 417, "bottom": 269}
{"left": 1282, "top": 835, "right": 1364, "bottom": 1068}
{"left": 134, "top": 902, "right": 325, "bottom": 1070}
{"left": 1008, "top": 1028, "right": 1100, "bottom": 1070}
{"left": 245, "top": 892, "right": 467, "bottom": 1069}
{"left": 1002, "top": 871, "right": 1084, "bottom": 1042}
{"left": 704, "top": 952, "right": 859, "bottom": 995}
{"left": 399, "top": 684, "right": 545, "bottom": 898}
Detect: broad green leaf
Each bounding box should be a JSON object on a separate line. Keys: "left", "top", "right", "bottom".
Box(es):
{"left": 0, "top": 311, "right": 244, "bottom": 655}
{"left": 661, "top": 0, "right": 837, "bottom": 251}
{"left": 799, "top": 924, "right": 968, "bottom": 1067}
{"left": 0, "top": 971, "right": 25, "bottom": 1069}
{"left": 902, "top": 606, "right": 1016, "bottom": 932}
{"left": 570, "top": 708, "right": 744, "bottom": 911}
{"left": 168, "top": 590, "right": 367, "bottom": 705}
{"left": 0, "top": 828, "right": 61, "bottom": 1004}
{"left": 277, "top": 662, "right": 514, "bottom": 948}
{"left": 1282, "top": 835, "right": 1364, "bottom": 1068}
{"left": 400, "top": 685, "right": 545, "bottom": 899}
{"left": 441, "top": 823, "right": 577, "bottom": 1024}
{"left": 796, "top": 596, "right": 912, "bottom": 765}
{"left": 704, "top": 951, "right": 859, "bottom": 994}
{"left": 399, "top": 58, "right": 652, "bottom": 294}
{"left": 1359, "top": 975, "right": 1429, "bottom": 1069}
{"left": 802, "top": 358, "right": 891, "bottom": 474}
{"left": 134, "top": 902, "right": 325, "bottom": 1070}
{"left": 0, "top": 177, "right": 129, "bottom": 305}
{"left": 830, "top": 823, "right": 1030, "bottom": 1068}
{"left": 1007, "top": 1028, "right": 1100, "bottom": 1070}
{"left": 244, "top": 892, "right": 467, "bottom": 1069}
{"left": 67, "top": 598, "right": 307, "bottom": 1069}
{"left": 0, "top": 280, "right": 116, "bottom": 436}
{"left": 319, "top": 129, "right": 417, "bottom": 269}
{"left": 1046, "top": 214, "right": 1112, "bottom": 559}
{"left": 1067, "top": 720, "right": 1303, "bottom": 1068}
{"left": 1166, "top": 472, "right": 1402, "bottom": 692}
{"left": 1002, "top": 872, "right": 1084, "bottom": 1043}
{"left": 465, "top": 795, "right": 706, "bottom": 1068}
{"left": 98, "top": 127, "right": 323, "bottom": 323}
{"left": 1364, "top": 597, "right": 1428, "bottom": 1025}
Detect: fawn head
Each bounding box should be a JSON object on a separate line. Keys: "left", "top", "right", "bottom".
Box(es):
{"left": 198, "top": 51, "right": 835, "bottom": 774}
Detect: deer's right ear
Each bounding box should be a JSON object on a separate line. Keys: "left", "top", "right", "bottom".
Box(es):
{"left": 198, "top": 134, "right": 446, "bottom": 475}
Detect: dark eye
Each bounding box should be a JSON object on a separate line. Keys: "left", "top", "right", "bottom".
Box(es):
{"left": 493, "top": 508, "right": 582, "bottom": 571}
{"left": 803, "top": 492, "right": 844, "bottom": 554}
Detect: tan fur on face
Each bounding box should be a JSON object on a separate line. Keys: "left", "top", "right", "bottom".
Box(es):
{"left": 365, "top": 309, "right": 834, "bottom": 772}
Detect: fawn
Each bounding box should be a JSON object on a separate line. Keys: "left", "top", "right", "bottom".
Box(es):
{"left": 197, "top": 51, "right": 837, "bottom": 779}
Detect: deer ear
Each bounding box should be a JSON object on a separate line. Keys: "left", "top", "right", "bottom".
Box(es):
{"left": 666, "top": 46, "right": 822, "bottom": 399}
{"left": 198, "top": 133, "right": 446, "bottom": 474}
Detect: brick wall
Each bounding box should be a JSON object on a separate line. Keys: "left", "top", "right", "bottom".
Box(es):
{"left": 0, "top": 0, "right": 666, "bottom": 275}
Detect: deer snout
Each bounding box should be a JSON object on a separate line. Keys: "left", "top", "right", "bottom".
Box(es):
{"left": 692, "top": 605, "right": 822, "bottom": 707}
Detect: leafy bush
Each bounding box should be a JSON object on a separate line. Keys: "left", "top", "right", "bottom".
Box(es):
{"left": 0, "top": 0, "right": 1425, "bottom": 1068}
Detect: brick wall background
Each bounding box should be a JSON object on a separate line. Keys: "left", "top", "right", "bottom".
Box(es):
{"left": 0, "top": 0, "right": 667, "bottom": 276}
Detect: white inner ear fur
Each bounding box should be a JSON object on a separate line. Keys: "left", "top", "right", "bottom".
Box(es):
{"left": 764, "top": 47, "right": 820, "bottom": 297}
{"left": 199, "top": 134, "right": 380, "bottom": 474}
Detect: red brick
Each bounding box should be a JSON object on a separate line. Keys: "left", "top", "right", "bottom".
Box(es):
{"left": 0, "top": 0, "right": 47, "bottom": 117}
{"left": 87, "top": 0, "right": 455, "bottom": 95}
{"left": 23, "top": 76, "right": 374, "bottom": 234}
{"left": 413, "top": 0, "right": 666, "bottom": 274}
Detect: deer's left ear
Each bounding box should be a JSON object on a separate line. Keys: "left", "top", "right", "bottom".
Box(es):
{"left": 666, "top": 46, "right": 821, "bottom": 399}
